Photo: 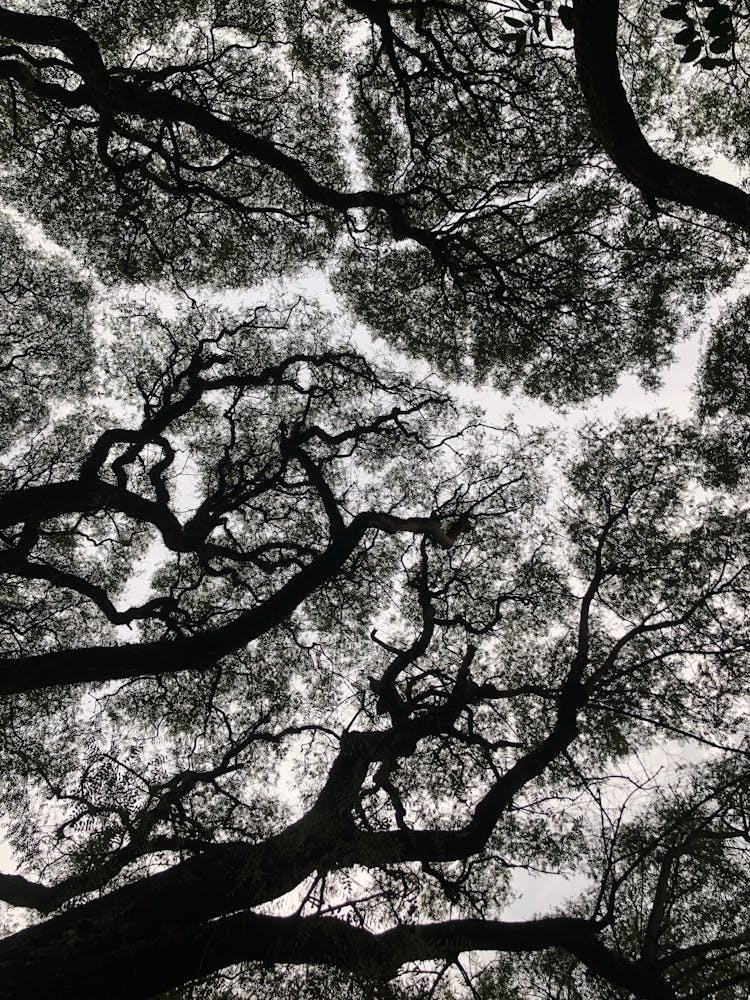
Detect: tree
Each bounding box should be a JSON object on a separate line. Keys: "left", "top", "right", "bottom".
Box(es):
{"left": 1, "top": 3, "right": 750, "bottom": 999}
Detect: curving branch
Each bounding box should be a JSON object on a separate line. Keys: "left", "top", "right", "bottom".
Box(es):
{"left": 0, "top": 6, "right": 445, "bottom": 256}
{"left": 0, "top": 903, "right": 674, "bottom": 1000}
{"left": 0, "top": 508, "right": 471, "bottom": 695}
{"left": 175, "top": 911, "right": 675, "bottom": 1000}
{"left": 573, "top": 0, "right": 750, "bottom": 231}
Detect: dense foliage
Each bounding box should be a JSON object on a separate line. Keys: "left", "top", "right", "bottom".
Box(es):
{"left": 1, "top": 2, "right": 750, "bottom": 998}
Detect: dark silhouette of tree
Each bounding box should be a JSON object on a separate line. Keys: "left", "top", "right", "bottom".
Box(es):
{"left": 0, "top": 4, "right": 750, "bottom": 999}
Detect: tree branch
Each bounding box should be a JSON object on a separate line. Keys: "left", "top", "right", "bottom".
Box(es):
{"left": 573, "top": 0, "right": 750, "bottom": 231}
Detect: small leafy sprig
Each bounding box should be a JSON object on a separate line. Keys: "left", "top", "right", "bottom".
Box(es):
{"left": 502, "top": 0, "right": 574, "bottom": 50}
{"left": 661, "top": 0, "right": 736, "bottom": 68}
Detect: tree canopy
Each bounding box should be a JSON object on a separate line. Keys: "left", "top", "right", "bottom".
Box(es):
{"left": 2, "top": 2, "right": 750, "bottom": 998}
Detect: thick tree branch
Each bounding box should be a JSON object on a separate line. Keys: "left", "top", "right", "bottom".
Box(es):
{"left": 0, "top": 907, "right": 675, "bottom": 1000}
{"left": 573, "top": 0, "right": 750, "bottom": 231}
{"left": 0, "top": 508, "right": 467, "bottom": 694}
{"left": 0, "top": 6, "right": 446, "bottom": 256}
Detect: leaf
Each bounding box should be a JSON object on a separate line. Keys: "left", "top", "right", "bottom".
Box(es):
{"left": 709, "top": 36, "right": 732, "bottom": 52}
{"left": 661, "top": 4, "right": 688, "bottom": 20}
{"left": 675, "top": 25, "right": 697, "bottom": 43}
{"left": 681, "top": 39, "right": 703, "bottom": 61}
{"left": 558, "top": 5, "right": 574, "bottom": 30}
{"left": 697, "top": 53, "right": 731, "bottom": 68}
{"left": 505, "top": 15, "right": 527, "bottom": 27}
{"left": 545, "top": 12, "right": 554, "bottom": 39}
{"left": 705, "top": 5, "right": 732, "bottom": 30}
